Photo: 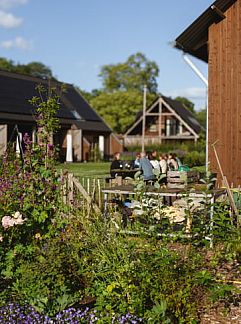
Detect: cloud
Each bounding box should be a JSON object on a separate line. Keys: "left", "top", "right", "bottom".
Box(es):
{"left": 166, "top": 87, "right": 207, "bottom": 99}
{"left": 0, "top": 0, "right": 27, "bottom": 10}
{"left": 1, "top": 36, "right": 32, "bottom": 50}
{"left": 0, "top": 10, "right": 22, "bottom": 28}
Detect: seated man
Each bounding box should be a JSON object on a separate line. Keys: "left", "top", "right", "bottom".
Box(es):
{"left": 110, "top": 152, "right": 123, "bottom": 178}
{"left": 139, "top": 152, "right": 155, "bottom": 181}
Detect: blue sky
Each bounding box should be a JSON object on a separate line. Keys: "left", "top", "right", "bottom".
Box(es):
{"left": 0, "top": 0, "right": 212, "bottom": 110}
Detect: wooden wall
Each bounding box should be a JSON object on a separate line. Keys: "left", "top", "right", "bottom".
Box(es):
{"left": 208, "top": 0, "right": 241, "bottom": 186}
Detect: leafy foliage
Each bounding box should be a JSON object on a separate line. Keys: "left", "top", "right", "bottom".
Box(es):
{"left": 0, "top": 57, "right": 54, "bottom": 79}
{"left": 99, "top": 52, "right": 159, "bottom": 94}
{"left": 89, "top": 90, "right": 156, "bottom": 133}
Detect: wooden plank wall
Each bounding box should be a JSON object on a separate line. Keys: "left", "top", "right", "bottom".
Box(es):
{"left": 208, "top": 0, "right": 241, "bottom": 186}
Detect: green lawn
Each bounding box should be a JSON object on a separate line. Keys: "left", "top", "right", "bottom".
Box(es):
{"left": 56, "top": 162, "right": 110, "bottom": 178}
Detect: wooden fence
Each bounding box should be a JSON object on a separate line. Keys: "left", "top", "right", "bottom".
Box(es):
{"left": 60, "top": 170, "right": 107, "bottom": 213}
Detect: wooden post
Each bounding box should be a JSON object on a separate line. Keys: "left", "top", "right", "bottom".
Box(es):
{"left": 97, "top": 178, "right": 101, "bottom": 208}
{"left": 68, "top": 173, "right": 74, "bottom": 206}
{"left": 61, "top": 169, "right": 68, "bottom": 204}
{"left": 72, "top": 176, "right": 101, "bottom": 214}
{"left": 141, "top": 85, "right": 147, "bottom": 152}
{"left": 87, "top": 178, "right": 90, "bottom": 195}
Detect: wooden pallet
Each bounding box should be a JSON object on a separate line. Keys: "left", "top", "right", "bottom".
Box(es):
{"left": 167, "top": 171, "right": 199, "bottom": 189}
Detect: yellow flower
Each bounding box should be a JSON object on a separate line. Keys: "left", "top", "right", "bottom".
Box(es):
{"left": 35, "top": 233, "right": 42, "bottom": 240}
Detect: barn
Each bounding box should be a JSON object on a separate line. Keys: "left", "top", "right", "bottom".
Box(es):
{"left": 175, "top": 0, "right": 241, "bottom": 186}
{"left": 0, "top": 70, "right": 122, "bottom": 161}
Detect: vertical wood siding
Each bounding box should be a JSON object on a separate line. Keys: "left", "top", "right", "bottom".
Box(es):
{"left": 208, "top": 0, "right": 241, "bottom": 186}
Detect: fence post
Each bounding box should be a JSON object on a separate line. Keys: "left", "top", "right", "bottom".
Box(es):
{"left": 68, "top": 173, "right": 74, "bottom": 206}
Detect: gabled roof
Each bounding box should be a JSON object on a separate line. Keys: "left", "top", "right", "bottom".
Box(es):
{"left": 124, "top": 95, "right": 202, "bottom": 136}
{"left": 0, "top": 70, "right": 111, "bottom": 132}
{"left": 174, "top": 0, "right": 237, "bottom": 62}
{"left": 162, "top": 96, "right": 202, "bottom": 134}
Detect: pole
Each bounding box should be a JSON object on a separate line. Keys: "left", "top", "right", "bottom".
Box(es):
{"left": 141, "top": 85, "right": 147, "bottom": 152}
{"left": 182, "top": 54, "right": 209, "bottom": 173}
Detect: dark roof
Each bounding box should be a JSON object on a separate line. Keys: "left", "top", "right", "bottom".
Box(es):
{"left": 0, "top": 70, "right": 111, "bottom": 132}
{"left": 161, "top": 96, "right": 202, "bottom": 134}
{"left": 174, "top": 0, "right": 236, "bottom": 62}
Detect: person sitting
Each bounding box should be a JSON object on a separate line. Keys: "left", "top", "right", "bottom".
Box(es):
{"left": 133, "top": 152, "right": 141, "bottom": 169}
{"left": 167, "top": 153, "right": 178, "bottom": 171}
{"left": 173, "top": 153, "right": 182, "bottom": 169}
{"left": 149, "top": 150, "right": 160, "bottom": 172}
{"left": 139, "top": 152, "right": 155, "bottom": 181}
{"left": 110, "top": 152, "right": 123, "bottom": 178}
{"left": 159, "top": 153, "right": 168, "bottom": 184}
{"left": 159, "top": 154, "right": 168, "bottom": 174}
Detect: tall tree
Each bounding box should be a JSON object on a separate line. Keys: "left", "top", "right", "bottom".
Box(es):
{"left": 87, "top": 52, "right": 160, "bottom": 133}
{"left": 99, "top": 52, "right": 159, "bottom": 93}
{"left": 89, "top": 90, "right": 157, "bottom": 133}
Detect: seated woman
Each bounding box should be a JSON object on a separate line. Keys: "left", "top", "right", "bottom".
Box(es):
{"left": 110, "top": 152, "right": 123, "bottom": 178}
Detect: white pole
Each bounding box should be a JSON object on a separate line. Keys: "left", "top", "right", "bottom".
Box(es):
{"left": 66, "top": 132, "right": 73, "bottom": 162}
{"left": 182, "top": 53, "right": 209, "bottom": 173}
{"left": 16, "top": 132, "right": 22, "bottom": 156}
{"left": 183, "top": 54, "right": 208, "bottom": 86}
{"left": 141, "top": 85, "right": 147, "bottom": 152}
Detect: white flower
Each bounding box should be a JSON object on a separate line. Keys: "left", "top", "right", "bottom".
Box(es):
{"left": 12, "top": 211, "right": 22, "bottom": 219}
{"left": 13, "top": 214, "right": 26, "bottom": 225}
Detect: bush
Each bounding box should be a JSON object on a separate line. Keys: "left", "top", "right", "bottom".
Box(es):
{"left": 183, "top": 151, "right": 205, "bottom": 167}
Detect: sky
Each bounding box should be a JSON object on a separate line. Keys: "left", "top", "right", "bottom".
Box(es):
{"left": 0, "top": 0, "right": 212, "bottom": 110}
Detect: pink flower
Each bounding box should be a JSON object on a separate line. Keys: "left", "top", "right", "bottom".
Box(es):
{"left": 2, "top": 216, "right": 15, "bottom": 229}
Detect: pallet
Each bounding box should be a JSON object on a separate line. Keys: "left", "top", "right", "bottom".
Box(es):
{"left": 167, "top": 171, "right": 199, "bottom": 189}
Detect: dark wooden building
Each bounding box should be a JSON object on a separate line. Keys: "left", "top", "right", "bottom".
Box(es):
{"left": 175, "top": 0, "right": 241, "bottom": 186}
{"left": 0, "top": 70, "right": 122, "bottom": 161}
{"left": 123, "top": 95, "right": 202, "bottom": 147}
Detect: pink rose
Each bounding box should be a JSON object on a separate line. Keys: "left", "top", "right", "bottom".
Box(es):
{"left": 2, "top": 216, "right": 15, "bottom": 229}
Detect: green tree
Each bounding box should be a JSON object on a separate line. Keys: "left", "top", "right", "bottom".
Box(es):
{"left": 0, "top": 57, "right": 54, "bottom": 79}
{"left": 99, "top": 52, "right": 159, "bottom": 93}
{"left": 175, "top": 96, "right": 195, "bottom": 114}
{"left": 195, "top": 108, "right": 206, "bottom": 129}
{"left": 90, "top": 90, "right": 156, "bottom": 133}
{"left": 18, "top": 62, "right": 53, "bottom": 79}
{"left": 88, "top": 52, "right": 159, "bottom": 133}
{"left": 0, "top": 58, "right": 15, "bottom": 72}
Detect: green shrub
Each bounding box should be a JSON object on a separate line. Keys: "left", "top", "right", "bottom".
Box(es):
{"left": 183, "top": 151, "right": 205, "bottom": 167}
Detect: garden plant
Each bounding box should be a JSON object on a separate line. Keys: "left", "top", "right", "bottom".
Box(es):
{"left": 0, "top": 86, "right": 241, "bottom": 323}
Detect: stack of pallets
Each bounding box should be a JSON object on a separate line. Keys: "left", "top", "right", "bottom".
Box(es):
{"left": 167, "top": 171, "right": 199, "bottom": 189}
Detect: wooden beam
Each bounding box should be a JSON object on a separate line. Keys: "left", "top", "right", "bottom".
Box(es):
{"left": 211, "top": 5, "right": 226, "bottom": 19}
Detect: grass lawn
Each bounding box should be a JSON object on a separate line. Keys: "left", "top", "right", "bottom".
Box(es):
{"left": 57, "top": 162, "right": 206, "bottom": 178}
{"left": 56, "top": 162, "right": 110, "bottom": 178}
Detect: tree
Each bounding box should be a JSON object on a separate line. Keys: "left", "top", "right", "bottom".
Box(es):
{"left": 195, "top": 108, "right": 206, "bottom": 129}
{"left": 18, "top": 62, "right": 53, "bottom": 79}
{"left": 99, "top": 52, "right": 159, "bottom": 93}
{"left": 174, "top": 96, "right": 195, "bottom": 114}
{"left": 90, "top": 90, "right": 157, "bottom": 133}
{"left": 0, "top": 57, "right": 54, "bottom": 79}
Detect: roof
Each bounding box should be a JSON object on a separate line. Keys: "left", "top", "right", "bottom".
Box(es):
{"left": 174, "top": 0, "right": 237, "bottom": 62}
{"left": 161, "top": 95, "right": 202, "bottom": 134}
{"left": 0, "top": 70, "right": 111, "bottom": 133}
{"left": 124, "top": 95, "right": 202, "bottom": 136}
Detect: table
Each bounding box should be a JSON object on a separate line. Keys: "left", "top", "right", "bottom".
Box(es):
{"left": 110, "top": 169, "right": 140, "bottom": 179}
